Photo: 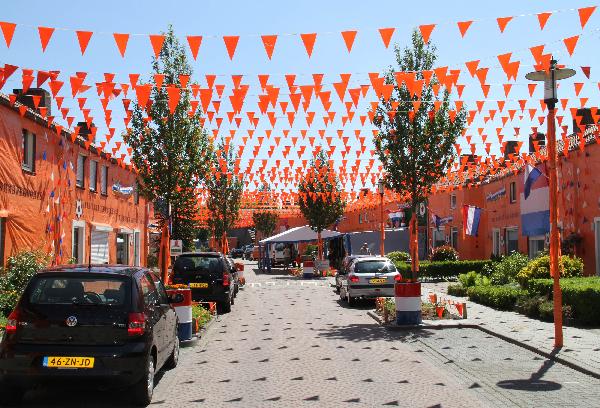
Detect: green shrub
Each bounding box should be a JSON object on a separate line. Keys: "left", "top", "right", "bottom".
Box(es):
{"left": 528, "top": 277, "right": 600, "bottom": 325}
{"left": 192, "top": 305, "right": 212, "bottom": 328}
{"left": 430, "top": 245, "right": 459, "bottom": 262}
{"left": 304, "top": 244, "right": 318, "bottom": 255}
{"left": 447, "top": 283, "right": 467, "bottom": 297}
{"left": 515, "top": 296, "right": 545, "bottom": 318}
{"left": 466, "top": 285, "right": 527, "bottom": 311}
{"left": 489, "top": 252, "right": 529, "bottom": 285}
{"left": 458, "top": 271, "right": 489, "bottom": 288}
{"left": 392, "top": 259, "right": 493, "bottom": 280}
{"left": 517, "top": 255, "right": 583, "bottom": 287}
{"left": 536, "top": 300, "right": 572, "bottom": 322}
{"left": 387, "top": 251, "right": 410, "bottom": 264}
{"left": 0, "top": 249, "right": 50, "bottom": 316}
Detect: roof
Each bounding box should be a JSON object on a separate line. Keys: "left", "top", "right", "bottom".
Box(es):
{"left": 260, "top": 225, "right": 344, "bottom": 244}
{"left": 38, "top": 265, "right": 144, "bottom": 276}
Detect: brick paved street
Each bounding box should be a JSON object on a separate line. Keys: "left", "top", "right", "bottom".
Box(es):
{"left": 18, "top": 261, "right": 600, "bottom": 407}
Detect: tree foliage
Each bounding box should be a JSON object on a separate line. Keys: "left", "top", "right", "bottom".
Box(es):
{"left": 252, "top": 211, "right": 279, "bottom": 239}
{"left": 373, "top": 30, "right": 467, "bottom": 208}
{"left": 298, "top": 151, "right": 346, "bottom": 233}
{"left": 124, "top": 26, "right": 211, "bottom": 249}
{"left": 205, "top": 142, "right": 244, "bottom": 240}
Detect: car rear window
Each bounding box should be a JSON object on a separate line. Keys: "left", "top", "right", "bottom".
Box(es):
{"left": 354, "top": 261, "right": 397, "bottom": 274}
{"left": 174, "top": 256, "right": 222, "bottom": 273}
{"left": 28, "top": 276, "right": 128, "bottom": 306}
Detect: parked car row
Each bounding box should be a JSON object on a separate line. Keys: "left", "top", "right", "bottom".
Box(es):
{"left": 336, "top": 256, "right": 402, "bottom": 306}
{"left": 0, "top": 251, "right": 243, "bottom": 406}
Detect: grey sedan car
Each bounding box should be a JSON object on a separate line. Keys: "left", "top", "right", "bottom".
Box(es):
{"left": 339, "top": 257, "right": 401, "bottom": 306}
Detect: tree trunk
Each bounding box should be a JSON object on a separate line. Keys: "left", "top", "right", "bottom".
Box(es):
{"left": 317, "top": 231, "right": 323, "bottom": 260}
{"left": 410, "top": 212, "right": 419, "bottom": 280}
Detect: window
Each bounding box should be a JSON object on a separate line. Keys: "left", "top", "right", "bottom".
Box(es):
{"left": 22, "top": 130, "right": 36, "bottom": 173}
{"left": 358, "top": 213, "right": 362, "bottom": 224}
{"left": 133, "top": 182, "right": 139, "bottom": 204}
{"left": 509, "top": 182, "right": 517, "bottom": 203}
{"left": 450, "top": 194, "right": 457, "bottom": 209}
{"left": 139, "top": 273, "right": 158, "bottom": 307}
{"left": 492, "top": 229, "right": 501, "bottom": 256}
{"left": 134, "top": 231, "right": 141, "bottom": 266}
{"left": 433, "top": 227, "right": 446, "bottom": 248}
{"left": 29, "top": 277, "right": 128, "bottom": 306}
{"left": 100, "top": 165, "right": 108, "bottom": 195}
{"left": 450, "top": 227, "right": 459, "bottom": 250}
{"left": 76, "top": 154, "right": 86, "bottom": 188}
{"left": 72, "top": 223, "right": 85, "bottom": 264}
{"left": 529, "top": 235, "right": 546, "bottom": 259}
{"left": 89, "top": 161, "right": 98, "bottom": 192}
{"left": 116, "top": 233, "right": 129, "bottom": 265}
{"left": 505, "top": 228, "right": 519, "bottom": 255}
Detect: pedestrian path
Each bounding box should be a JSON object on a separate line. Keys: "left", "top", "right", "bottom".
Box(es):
{"left": 422, "top": 282, "right": 600, "bottom": 378}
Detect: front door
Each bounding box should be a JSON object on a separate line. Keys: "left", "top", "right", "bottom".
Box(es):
{"left": 595, "top": 219, "right": 600, "bottom": 276}
{"left": 116, "top": 233, "right": 129, "bottom": 265}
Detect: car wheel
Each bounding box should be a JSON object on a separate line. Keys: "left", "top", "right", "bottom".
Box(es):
{"left": 0, "top": 383, "right": 24, "bottom": 406}
{"left": 339, "top": 288, "right": 346, "bottom": 302}
{"left": 164, "top": 334, "right": 180, "bottom": 370}
{"left": 347, "top": 291, "right": 356, "bottom": 306}
{"left": 219, "top": 299, "right": 232, "bottom": 314}
{"left": 131, "top": 353, "right": 155, "bottom": 406}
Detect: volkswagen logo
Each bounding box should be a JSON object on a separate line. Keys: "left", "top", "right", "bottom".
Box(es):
{"left": 65, "top": 316, "right": 78, "bottom": 327}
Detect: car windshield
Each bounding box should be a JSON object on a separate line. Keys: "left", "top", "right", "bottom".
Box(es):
{"left": 28, "top": 276, "right": 128, "bottom": 306}
{"left": 174, "top": 256, "right": 221, "bottom": 273}
{"left": 354, "top": 261, "right": 397, "bottom": 274}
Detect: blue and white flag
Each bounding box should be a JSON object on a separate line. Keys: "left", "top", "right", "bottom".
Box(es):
{"left": 521, "top": 164, "right": 549, "bottom": 236}
{"left": 462, "top": 205, "right": 482, "bottom": 236}
{"left": 524, "top": 164, "right": 543, "bottom": 199}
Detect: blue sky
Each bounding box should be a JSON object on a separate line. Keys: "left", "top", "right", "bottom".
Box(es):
{"left": 1, "top": 0, "right": 598, "bottom": 192}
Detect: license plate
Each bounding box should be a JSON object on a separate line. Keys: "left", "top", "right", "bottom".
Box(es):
{"left": 43, "top": 356, "right": 94, "bottom": 368}
{"left": 369, "top": 278, "right": 387, "bottom": 284}
{"left": 190, "top": 282, "right": 209, "bottom": 289}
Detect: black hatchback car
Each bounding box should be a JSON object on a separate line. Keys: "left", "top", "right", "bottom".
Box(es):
{"left": 0, "top": 265, "right": 182, "bottom": 406}
{"left": 172, "top": 252, "right": 235, "bottom": 313}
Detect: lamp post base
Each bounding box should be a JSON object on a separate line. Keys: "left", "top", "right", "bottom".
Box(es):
{"left": 395, "top": 281, "right": 422, "bottom": 325}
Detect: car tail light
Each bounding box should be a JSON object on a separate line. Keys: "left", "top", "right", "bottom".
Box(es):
{"left": 394, "top": 274, "right": 403, "bottom": 282}
{"left": 222, "top": 271, "right": 230, "bottom": 287}
{"left": 5, "top": 310, "right": 18, "bottom": 334}
{"left": 349, "top": 275, "right": 360, "bottom": 283}
{"left": 128, "top": 313, "right": 145, "bottom": 336}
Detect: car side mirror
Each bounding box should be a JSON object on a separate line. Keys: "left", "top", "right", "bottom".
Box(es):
{"left": 169, "top": 293, "right": 184, "bottom": 304}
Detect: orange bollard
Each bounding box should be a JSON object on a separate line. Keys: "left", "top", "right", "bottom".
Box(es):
{"left": 436, "top": 306, "right": 445, "bottom": 318}
{"left": 429, "top": 293, "right": 437, "bottom": 304}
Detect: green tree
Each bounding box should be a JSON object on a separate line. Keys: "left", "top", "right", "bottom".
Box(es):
{"left": 124, "top": 26, "right": 211, "bottom": 250}
{"left": 373, "top": 30, "right": 466, "bottom": 278}
{"left": 205, "top": 142, "right": 244, "bottom": 251}
{"left": 298, "top": 150, "right": 346, "bottom": 258}
{"left": 252, "top": 211, "right": 279, "bottom": 240}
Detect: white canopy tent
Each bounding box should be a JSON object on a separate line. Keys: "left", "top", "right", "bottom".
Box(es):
{"left": 259, "top": 225, "right": 343, "bottom": 244}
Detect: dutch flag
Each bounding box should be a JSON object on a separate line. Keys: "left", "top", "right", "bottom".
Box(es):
{"left": 462, "top": 205, "right": 482, "bottom": 236}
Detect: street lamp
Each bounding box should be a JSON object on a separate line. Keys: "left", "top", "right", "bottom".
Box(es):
{"left": 526, "top": 59, "right": 575, "bottom": 348}
{"left": 377, "top": 180, "right": 385, "bottom": 256}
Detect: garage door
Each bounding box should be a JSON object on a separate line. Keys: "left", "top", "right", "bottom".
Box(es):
{"left": 90, "top": 230, "right": 109, "bottom": 264}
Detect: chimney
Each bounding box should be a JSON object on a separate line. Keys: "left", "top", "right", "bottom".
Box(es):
{"left": 76, "top": 121, "right": 97, "bottom": 143}
{"left": 573, "top": 108, "right": 593, "bottom": 134}
{"left": 504, "top": 140, "right": 519, "bottom": 160}
{"left": 529, "top": 132, "right": 546, "bottom": 154}
{"left": 12, "top": 88, "right": 52, "bottom": 116}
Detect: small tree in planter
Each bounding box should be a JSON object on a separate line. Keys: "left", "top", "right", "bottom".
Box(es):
{"left": 430, "top": 245, "right": 459, "bottom": 261}
{"left": 372, "top": 30, "right": 466, "bottom": 324}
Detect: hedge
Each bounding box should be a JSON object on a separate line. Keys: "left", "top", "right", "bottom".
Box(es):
{"left": 528, "top": 277, "right": 600, "bottom": 325}
{"left": 394, "top": 260, "right": 493, "bottom": 280}
{"left": 466, "top": 285, "right": 527, "bottom": 311}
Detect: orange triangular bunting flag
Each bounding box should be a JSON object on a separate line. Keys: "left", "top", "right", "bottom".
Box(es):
{"left": 378, "top": 27, "right": 394, "bottom": 48}
{"left": 186, "top": 35, "right": 202, "bottom": 60}
{"left": 261, "top": 35, "right": 277, "bottom": 59}
{"left": 300, "top": 33, "right": 317, "bottom": 57}
{"left": 578, "top": 6, "right": 596, "bottom": 29}
{"left": 75, "top": 31, "right": 92, "bottom": 55}
{"left": 457, "top": 21, "right": 473, "bottom": 37}
{"left": 149, "top": 34, "right": 165, "bottom": 58}
{"left": 223, "top": 36, "right": 239, "bottom": 60}
{"left": 341, "top": 30, "right": 357, "bottom": 52}
{"left": 113, "top": 33, "right": 130, "bottom": 57}
{"left": 563, "top": 35, "right": 579, "bottom": 57}
{"left": 496, "top": 16, "right": 512, "bottom": 33}
{"left": 537, "top": 12, "right": 552, "bottom": 30}
{"left": 0, "top": 22, "right": 16, "bottom": 47}
{"left": 37, "top": 26, "right": 54, "bottom": 52}
{"left": 418, "top": 24, "right": 435, "bottom": 43}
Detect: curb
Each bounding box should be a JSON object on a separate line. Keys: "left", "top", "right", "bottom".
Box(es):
{"left": 367, "top": 311, "right": 600, "bottom": 380}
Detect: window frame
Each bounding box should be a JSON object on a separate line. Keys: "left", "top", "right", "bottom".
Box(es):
{"left": 505, "top": 227, "right": 519, "bottom": 255}
{"left": 89, "top": 160, "right": 98, "bottom": 192}
{"left": 450, "top": 193, "right": 457, "bottom": 209}
{"left": 509, "top": 181, "right": 517, "bottom": 204}
{"left": 22, "top": 129, "right": 36, "bottom": 174}
{"left": 76, "top": 154, "right": 86, "bottom": 189}
{"left": 100, "top": 165, "right": 108, "bottom": 196}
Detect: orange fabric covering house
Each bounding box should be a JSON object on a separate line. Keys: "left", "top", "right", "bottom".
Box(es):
{"left": 0, "top": 94, "right": 149, "bottom": 267}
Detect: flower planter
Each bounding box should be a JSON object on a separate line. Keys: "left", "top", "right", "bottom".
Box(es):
{"left": 166, "top": 288, "right": 193, "bottom": 341}
{"left": 394, "top": 281, "right": 422, "bottom": 325}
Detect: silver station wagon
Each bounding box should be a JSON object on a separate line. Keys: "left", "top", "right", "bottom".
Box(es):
{"left": 339, "top": 257, "right": 402, "bottom": 305}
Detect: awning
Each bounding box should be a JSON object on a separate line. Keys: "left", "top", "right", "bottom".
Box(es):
{"left": 260, "top": 225, "right": 343, "bottom": 244}
{"left": 90, "top": 222, "right": 113, "bottom": 232}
